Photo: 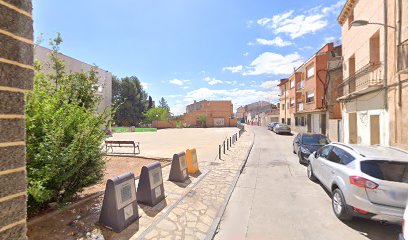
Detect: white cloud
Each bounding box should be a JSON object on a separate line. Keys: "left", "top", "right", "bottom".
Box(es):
{"left": 141, "top": 82, "right": 149, "bottom": 90}
{"left": 225, "top": 80, "right": 238, "bottom": 85}
{"left": 243, "top": 52, "right": 249, "bottom": 56}
{"left": 256, "top": 37, "right": 292, "bottom": 47}
{"left": 247, "top": 42, "right": 255, "bottom": 46}
{"left": 324, "top": 36, "right": 336, "bottom": 43}
{"left": 203, "top": 77, "right": 223, "bottom": 85}
{"left": 222, "top": 65, "right": 243, "bottom": 73}
{"left": 260, "top": 80, "right": 280, "bottom": 90}
{"left": 242, "top": 52, "right": 303, "bottom": 76}
{"left": 256, "top": 1, "right": 344, "bottom": 39}
{"left": 170, "top": 103, "right": 186, "bottom": 115}
{"left": 169, "top": 78, "right": 189, "bottom": 86}
{"left": 322, "top": 0, "right": 346, "bottom": 15}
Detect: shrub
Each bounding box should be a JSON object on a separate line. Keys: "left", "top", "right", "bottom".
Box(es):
{"left": 26, "top": 34, "right": 111, "bottom": 215}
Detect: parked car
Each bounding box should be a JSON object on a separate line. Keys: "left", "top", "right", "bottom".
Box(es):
{"left": 293, "top": 133, "right": 330, "bottom": 164}
{"left": 268, "top": 122, "right": 279, "bottom": 131}
{"left": 273, "top": 124, "right": 291, "bottom": 134}
{"left": 307, "top": 143, "right": 408, "bottom": 223}
{"left": 399, "top": 202, "right": 407, "bottom": 240}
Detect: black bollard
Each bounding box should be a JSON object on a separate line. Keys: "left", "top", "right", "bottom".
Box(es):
{"left": 219, "top": 145, "right": 221, "bottom": 159}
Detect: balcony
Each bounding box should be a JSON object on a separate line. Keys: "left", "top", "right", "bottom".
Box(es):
{"left": 337, "top": 62, "right": 384, "bottom": 99}
{"left": 397, "top": 39, "right": 408, "bottom": 73}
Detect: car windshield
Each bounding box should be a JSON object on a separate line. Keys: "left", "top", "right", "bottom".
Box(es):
{"left": 361, "top": 160, "right": 408, "bottom": 183}
{"left": 301, "top": 135, "right": 329, "bottom": 145}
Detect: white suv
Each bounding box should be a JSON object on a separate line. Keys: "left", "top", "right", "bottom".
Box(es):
{"left": 400, "top": 202, "right": 407, "bottom": 240}
{"left": 307, "top": 143, "right": 408, "bottom": 223}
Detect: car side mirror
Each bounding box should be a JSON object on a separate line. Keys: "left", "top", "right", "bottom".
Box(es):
{"left": 314, "top": 152, "right": 318, "bottom": 158}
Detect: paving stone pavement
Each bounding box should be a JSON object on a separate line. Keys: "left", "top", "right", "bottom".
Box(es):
{"left": 123, "top": 129, "right": 254, "bottom": 240}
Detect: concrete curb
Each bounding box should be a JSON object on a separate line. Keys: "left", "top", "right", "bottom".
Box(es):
{"left": 205, "top": 129, "right": 255, "bottom": 240}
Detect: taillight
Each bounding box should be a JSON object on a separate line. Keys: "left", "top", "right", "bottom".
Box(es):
{"left": 349, "top": 176, "right": 379, "bottom": 189}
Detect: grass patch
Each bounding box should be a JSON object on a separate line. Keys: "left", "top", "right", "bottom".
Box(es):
{"left": 112, "top": 127, "right": 157, "bottom": 133}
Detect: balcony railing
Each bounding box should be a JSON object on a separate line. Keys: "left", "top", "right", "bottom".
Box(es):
{"left": 296, "top": 80, "right": 304, "bottom": 91}
{"left": 398, "top": 39, "right": 408, "bottom": 73}
{"left": 337, "top": 62, "right": 384, "bottom": 98}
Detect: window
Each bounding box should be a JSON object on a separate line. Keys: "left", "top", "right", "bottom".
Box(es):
{"left": 301, "top": 135, "right": 329, "bottom": 145}
{"left": 317, "top": 146, "right": 332, "bottom": 159}
{"left": 306, "top": 91, "right": 315, "bottom": 103}
{"left": 295, "top": 117, "right": 299, "bottom": 126}
{"left": 290, "top": 79, "right": 295, "bottom": 88}
{"left": 290, "top": 98, "right": 295, "bottom": 108}
{"left": 281, "top": 118, "right": 285, "bottom": 124}
{"left": 361, "top": 160, "right": 408, "bottom": 182}
{"left": 306, "top": 64, "right": 315, "bottom": 79}
{"left": 327, "top": 147, "right": 354, "bottom": 165}
{"left": 287, "top": 118, "right": 291, "bottom": 125}
{"left": 369, "top": 31, "right": 380, "bottom": 64}
{"left": 282, "top": 104, "right": 285, "bottom": 110}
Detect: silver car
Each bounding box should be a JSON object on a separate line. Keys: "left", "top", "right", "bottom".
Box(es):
{"left": 273, "top": 124, "right": 291, "bottom": 134}
{"left": 307, "top": 143, "right": 408, "bottom": 223}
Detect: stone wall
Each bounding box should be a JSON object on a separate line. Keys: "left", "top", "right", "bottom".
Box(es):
{"left": 0, "top": 0, "right": 33, "bottom": 239}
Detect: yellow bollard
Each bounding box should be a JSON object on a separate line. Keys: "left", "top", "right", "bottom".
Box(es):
{"left": 186, "top": 148, "right": 199, "bottom": 174}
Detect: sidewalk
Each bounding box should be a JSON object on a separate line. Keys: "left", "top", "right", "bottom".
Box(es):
{"left": 127, "top": 129, "right": 254, "bottom": 240}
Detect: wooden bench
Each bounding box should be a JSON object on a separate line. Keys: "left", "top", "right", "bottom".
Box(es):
{"left": 105, "top": 140, "right": 140, "bottom": 154}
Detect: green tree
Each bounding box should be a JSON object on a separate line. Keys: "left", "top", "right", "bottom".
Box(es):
{"left": 26, "top": 35, "right": 111, "bottom": 214}
{"left": 113, "top": 76, "right": 148, "bottom": 126}
{"left": 197, "top": 114, "right": 207, "bottom": 127}
{"left": 144, "top": 107, "right": 170, "bottom": 123}
{"left": 159, "top": 97, "right": 170, "bottom": 111}
{"left": 148, "top": 96, "right": 153, "bottom": 110}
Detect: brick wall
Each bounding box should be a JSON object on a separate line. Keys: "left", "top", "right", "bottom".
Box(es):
{"left": 0, "top": 0, "right": 33, "bottom": 239}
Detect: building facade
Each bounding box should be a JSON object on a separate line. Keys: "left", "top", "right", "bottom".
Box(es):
{"left": 278, "top": 79, "right": 289, "bottom": 124}
{"left": 0, "top": 1, "right": 33, "bottom": 239}
{"left": 183, "top": 100, "right": 235, "bottom": 127}
{"left": 236, "top": 106, "right": 245, "bottom": 122}
{"left": 278, "top": 43, "right": 342, "bottom": 139}
{"left": 338, "top": 0, "right": 389, "bottom": 145}
{"left": 34, "top": 45, "right": 112, "bottom": 114}
{"left": 387, "top": 0, "right": 408, "bottom": 150}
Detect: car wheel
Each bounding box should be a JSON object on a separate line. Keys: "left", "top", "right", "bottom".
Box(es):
{"left": 307, "top": 163, "right": 317, "bottom": 181}
{"left": 332, "top": 188, "right": 353, "bottom": 221}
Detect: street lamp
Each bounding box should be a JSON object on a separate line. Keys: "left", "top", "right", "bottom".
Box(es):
{"left": 351, "top": 20, "right": 396, "bottom": 29}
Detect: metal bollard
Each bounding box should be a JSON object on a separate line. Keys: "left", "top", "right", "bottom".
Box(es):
{"left": 230, "top": 137, "right": 232, "bottom": 146}
{"left": 219, "top": 145, "right": 222, "bottom": 159}
{"left": 227, "top": 139, "right": 229, "bottom": 150}
{"left": 223, "top": 141, "right": 226, "bottom": 154}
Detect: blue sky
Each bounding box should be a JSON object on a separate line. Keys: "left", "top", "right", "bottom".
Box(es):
{"left": 33, "top": 0, "right": 344, "bottom": 114}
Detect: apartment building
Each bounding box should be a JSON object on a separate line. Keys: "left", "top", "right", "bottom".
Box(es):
{"left": 337, "top": 0, "right": 389, "bottom": 145}
{"left": 183, "top": 100, "right": 235, "bottom": 127}
{"left": 34, "top": 45, "right": 113, "bottom": 114}
{"left": 278, "top": 78, "right": 289, "bottom": 124}
{"left": 278, "top": 43, "right": 342, "bottom": 138}
{"left": 387, "top": 0, "right": 408, "bottom": 149}
{"left": 236, "top": 106, "right": 245, "bottom": 122}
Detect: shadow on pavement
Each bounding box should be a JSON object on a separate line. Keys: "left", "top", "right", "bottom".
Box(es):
{"left": 315, "top": 182, "right": 402, "bottom": 240}
{"left": 138, "top": 199, "right": 168, "bottom": 218}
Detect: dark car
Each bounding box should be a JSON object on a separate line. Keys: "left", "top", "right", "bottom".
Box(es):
{"left": 267, "top": 122, "right": 279, "bottom": 131}
{"left": 293, "top": 133, "right": 330, "bottom": 164}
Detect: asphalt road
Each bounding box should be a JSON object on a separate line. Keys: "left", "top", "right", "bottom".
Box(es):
{"left": 215, "top": 126, "right": 401, "bottom": 240}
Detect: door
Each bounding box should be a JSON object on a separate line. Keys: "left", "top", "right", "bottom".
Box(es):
{"left": 321, "top": 113, "right": 326, "bottom": 135}
{"left": 307, "top": 114, "right": 312, "bottom": 132}
{"left": 314, "top": 146, "right": 332, "bottom": 183}
{"left": 370, "top": 115, "right": 380, "bottom": 145}
{"left": 324, "top": 147, "right": 355, "bottom": 189}
{"left": 349, "top": 113, "right": 357, "bottom": 144}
